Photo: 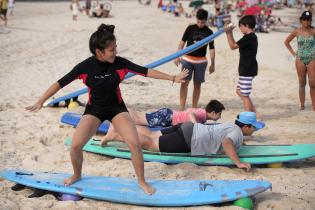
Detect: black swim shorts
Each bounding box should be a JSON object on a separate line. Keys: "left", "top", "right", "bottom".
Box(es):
{"left": 83, "top": 102, "right": 128, "bottom": 122}
{"left": 158, "top": 124, "right": 190, "bottom": 153}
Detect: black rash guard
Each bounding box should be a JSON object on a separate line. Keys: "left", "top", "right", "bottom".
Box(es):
{"left": 182, "top": 24, "right": 215, "bottom": 57}
{"left": 57, "top": 56, "right": 148, "bottom": 122}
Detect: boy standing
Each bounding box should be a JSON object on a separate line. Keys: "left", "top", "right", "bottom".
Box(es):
{"left": 225, "top": 15, "right": 258, "bottom": 112}
{"left": 174, "top": 9, "right": 216, "bottom": 111}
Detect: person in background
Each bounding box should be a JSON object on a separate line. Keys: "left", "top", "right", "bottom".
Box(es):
{"left": 225, "top": 16, "right": 259, "bottom": 113}
{"left": 284, "top": 11, "right": 315, "bottom": 111}
{"left": 174, "top": 9, "right": 216, "bottom": 110}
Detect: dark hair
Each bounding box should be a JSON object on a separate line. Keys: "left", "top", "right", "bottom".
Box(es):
{"left": 196, "top": 9, "right": 208, "bottom": 20}
{"left": 89, "top": 24, "right": 116, "bottom": 55}
{"left": 300, "top": 11, "right": 312, "bottom": 21}
{"left": 205, "top": 99, "right": 225, "bottom": 113}
{"left": 239, "top": 15, "right": 256, "bottom": 29}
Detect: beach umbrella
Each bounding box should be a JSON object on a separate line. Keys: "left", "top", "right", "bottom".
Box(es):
{"left": 243, "top": 5, "right": 263, "bottom": 15}
{"left": 189, "top": 0, "right": 205, "bottom": 8}
{"left": 236, "top": 1, "right": 248, "bottom": 7}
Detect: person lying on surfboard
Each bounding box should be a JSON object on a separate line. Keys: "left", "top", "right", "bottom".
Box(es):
{"left": 127, "top": 99, "right": 225, "bottom": 127}
{"left": 25, "top": 23, "right": 189, "bottom": 195}
{"left": 102, "top": 111, "right": 265, "bottom": 171}
{"left": 101, "top": 99, "right": 225, "bottom": 144}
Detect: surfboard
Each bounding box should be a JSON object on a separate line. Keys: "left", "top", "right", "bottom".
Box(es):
{"left": 61, "top": 112, "right": 163, "bottom": 133}
{"left": 61, "top": 112, "right": 110, "bottom": 133}
{"left": 0, "top": 169, "right": 271, "bottom": 206}
{"left": 65, "top": 138, "right": 315, "bottom": 165}
{"left": 45, "top": 29, "right": 225, "bottom": 107}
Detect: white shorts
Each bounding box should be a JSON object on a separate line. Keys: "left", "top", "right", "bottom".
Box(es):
{"left": 236, "top": 76, "right": 254, "bottom": 96}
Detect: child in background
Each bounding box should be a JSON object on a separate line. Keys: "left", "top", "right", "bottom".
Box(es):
{"left": 8, "top": 0, "right": 13, "bottom": 16}
{"left": 0, "top": 0, "right": 8, "bottom": 26}
{"left": 225, "top": 16, "right": 258, "bottom": 113}
{"left": 174, "top": 9, "right": 216, "bottom": 111}
{"left": 71, "top": 0, "right": 80, "bottom": 21}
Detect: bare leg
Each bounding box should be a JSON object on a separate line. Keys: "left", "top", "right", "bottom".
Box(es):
{"left": 307, "top": 60, "right": 315, "bottom": 111}
{"left": 296, "top": 59, "right": 307, "bottom": 110}
{"left": 64, "top": 115, "right": 101, "bottom": 186}
{"left": 180, "top": 80, "right": 189, "bottom": 111}
{"left": 192, "top": 81, "right": 201, "bottom": 108}
{"left": 111, "top": 112, "right": 155, "bottom": 195}
{"left": 101, "top": 123, "right": 117, "bottom": 146}
{"left": 236, "top": 89, "right": 256, "bottom": 112}
{"left": 243, "top": 96, "right": 256, "bottom": 113}
{"left": 102, "top": 124, "right": 161, "bottom": 151}
{"left": 128, "top": 107, "right": 149, "bottom": 126}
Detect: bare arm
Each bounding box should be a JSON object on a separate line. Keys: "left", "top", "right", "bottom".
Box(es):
{"left": 284, "top": 29, "right": 298, "bottom": 57}
{"left": 226, "top": 31, "right": 239, "bottom": 50}
{"left": 146, "top": 69, "right": 189, "bottom": 83}
{"left": 208, "top": 48, "right": 215, "bottom": 74}
{"left": 222, "top": 138, "right": 251, "bottom": 171}
{"left": 25, "top": 82, "right": 61, "bottom": 112}
{"left": 188, "top": 112, "right": 197, "bottom": 123}
{"left": 174, "top": 40, "right": 186, "bottom": 66}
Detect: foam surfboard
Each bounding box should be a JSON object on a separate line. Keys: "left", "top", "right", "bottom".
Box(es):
{"left": 0, "top": 169, "right": 271, "bottom": 206}
{"left": 45, "top": 29, "right": 225, "bottom": 107}
{"left": 61, "top": 112, "right": 163, "bottom": 133}
{"left": 65, "top": 138, "right": 315, "bottom": 166}
{"left": 61, "top": 112, "right": 110, "bottom": 133}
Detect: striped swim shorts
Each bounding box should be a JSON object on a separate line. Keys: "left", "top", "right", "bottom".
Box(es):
{"left": 236, "top": 76, "right": 254, "bottom": 96}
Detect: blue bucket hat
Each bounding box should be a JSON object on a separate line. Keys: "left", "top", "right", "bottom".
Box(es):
{"left": 237, "top": 112, "right": 265, "bottom": 131}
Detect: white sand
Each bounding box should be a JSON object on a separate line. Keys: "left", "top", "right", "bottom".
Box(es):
{"left": 1, "top": 1, "right": 315, "bottom": 209}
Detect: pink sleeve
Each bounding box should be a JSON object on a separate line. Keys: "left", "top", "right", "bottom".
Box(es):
{"left": 193, "top": 108, "right": 207, "bottom": 123}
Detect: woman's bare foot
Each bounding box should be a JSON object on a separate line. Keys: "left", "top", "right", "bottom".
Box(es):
{"left": 101, "top": 125, "right": 118, "bottom": 146}
{"left": 64, "top": 174, "right": 81, "bottom": 186}
{"left": 100, "top": 134, "right": 112, "bottom": 146}
{"left": 139, "top": 181, "right": 156, "bottom": 195}
{"left": 300, "top": 106, "right": 305, "bottom": 111}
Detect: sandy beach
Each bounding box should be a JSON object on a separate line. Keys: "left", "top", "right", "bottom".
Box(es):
{"left": 1, "top": 1, "right": 315, "bottom": 209}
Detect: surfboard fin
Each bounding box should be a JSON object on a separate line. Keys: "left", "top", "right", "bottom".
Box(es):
{"left": 28, "top": 188, "right": 51, "bottom": 198}
{"left": 11, "top": 184, "right": 25, "bottom": 191}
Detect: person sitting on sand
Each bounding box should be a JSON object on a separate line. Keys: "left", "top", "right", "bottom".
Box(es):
{"left": 92, "top": 3, "right": 110, "bottom": 18}
{"left": 102, "top": 111, "right": 265, "bottom": 171}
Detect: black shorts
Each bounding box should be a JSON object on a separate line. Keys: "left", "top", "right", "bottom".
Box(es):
{"left": 158, "top": 124, "right": 190, "bottom": 153}
{"left": 83, "top": 102, "right": 128, "bottom": 122}
{"left": 0, "top": 9, "right": 7, "bottom": 16}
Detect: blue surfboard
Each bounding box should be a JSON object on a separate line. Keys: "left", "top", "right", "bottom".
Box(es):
{"left": 61, "top": 112, "right": 163, "bottom": 133}
{"left": 1, "top": 169, "right": 271, "bottom": 207}
{"left": 46, "top": 29, "right": 225, "bottom": 107}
